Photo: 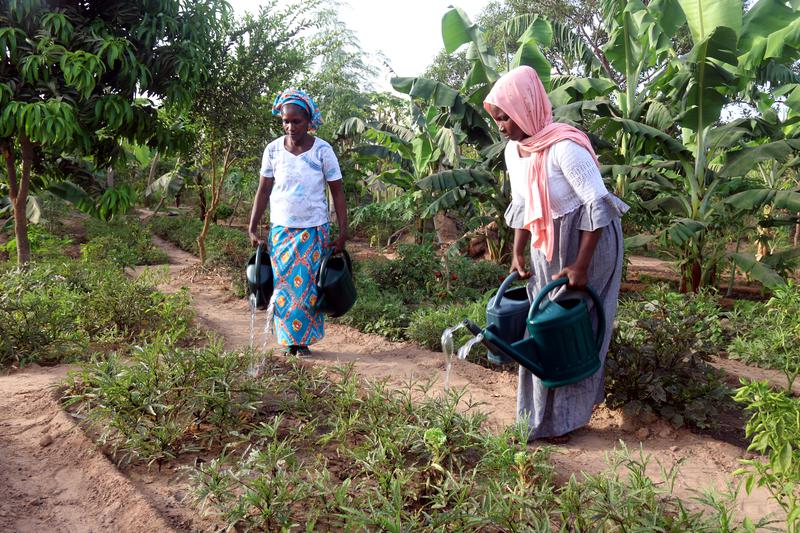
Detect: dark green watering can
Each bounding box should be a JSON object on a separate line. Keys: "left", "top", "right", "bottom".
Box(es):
{"left": 485, "top": 272, "right": 529, "bottom": 365}
{"left": 314, "top": 249, "right": 357, "bottom": 318}
{"left": 465, "top": 278, "right": 605, "bottom": 388}
{"left": 245, "top": 243, "right": 274, "bottom": 310}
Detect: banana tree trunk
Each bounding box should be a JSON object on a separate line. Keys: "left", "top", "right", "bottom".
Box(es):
{"left": 2, "top": 135, "right": 33, "bottom": 265}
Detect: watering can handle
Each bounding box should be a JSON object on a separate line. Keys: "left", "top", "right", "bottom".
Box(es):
{"left": 528, "top": 278, "right": 606, "bottom": 350}
{"left": 254, "top": 242, "right": 268, "bottom": 287}
{"left": 315, "top": 249, "right": 352, "bottom": 312}
{"left": 489, "top": 272, "right": 520, "bottom": 310}
{"left": 315, "top": 248, "right": 352, "bottom": 287}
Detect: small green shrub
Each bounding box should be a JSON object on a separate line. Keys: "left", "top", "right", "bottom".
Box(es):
{"left": 335, "top": 280, "right": 410, "bottom": 340}
{"left": 0, "top": 259, "right": 193, "bottom": 367}
{"left": 83, "top": 216, "right": 168, "bottom": 267}
{"left": 364, "top": 243, "right": 440, "bottom": 303}
{"left": 728, "top": 283, "right": 800, "bottom": 382}
{"left": 406, "top": 300, "right": 489, "bottom": 363}
{"left": 606, "top": 285, "right": 729, "bottom": 428}
{"left": 734, "top": 379, "right": 800, "bottom": 532}
{"left": 0, "top": 224, "right": 73, "bottom": 261}
{"left": 350, "top": 194, "right": 417, "bottom": 246}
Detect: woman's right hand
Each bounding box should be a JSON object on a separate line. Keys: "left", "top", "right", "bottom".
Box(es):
{"left": 510, "top": 254, "right": 530, "bottom": 279}
{"left": 248, "top": 231, "right": 261, "bottom": 247}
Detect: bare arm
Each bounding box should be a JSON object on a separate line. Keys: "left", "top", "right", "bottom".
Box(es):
{"left": 511, "top": 228, "right": 531, "bottom": 278}
{"left": 552, "top": 228, "right": 603, "bottom": 289}
{"left": 327, "top": 179, "right": 348, "bottom": 252}
{"left": 248, "top": 176, "right": 274, "bottom": 246}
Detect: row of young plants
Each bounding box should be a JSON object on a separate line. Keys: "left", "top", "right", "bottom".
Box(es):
{"left": 139, "top": 212, "right": 800, "bottom": 529}
{"left": 62, "top": 346, "right": 763, "bottom": 531}
{"left": 0, "top": 218, "right": 193, "bottom": 368}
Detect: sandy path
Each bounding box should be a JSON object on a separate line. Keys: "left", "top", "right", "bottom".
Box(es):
{"left": 141, "top": 235, "right": 782, "bottom": 523}
{"left": 0, "top": 366, "right": 177, "bottom": 533}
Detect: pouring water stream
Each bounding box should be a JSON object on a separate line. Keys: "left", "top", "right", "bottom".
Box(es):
{"left": 440, "top": 323, "right": 483, "bottom": 391}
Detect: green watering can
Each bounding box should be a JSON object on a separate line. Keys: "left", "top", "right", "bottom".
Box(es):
{"left": 314, "top": 249, "right": 357, "bottom": 318}
{"left": 245, "top": 243, "right": 274, "bottom": 310}
{"left": 465, "top": 278, "right": 605, "bottom": 388}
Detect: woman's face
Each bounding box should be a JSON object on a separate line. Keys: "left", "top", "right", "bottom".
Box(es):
{"left": 486, "top": 103, "right": 527, "bottom": 142}
{"left": 281, "top": 104, "right": 311, "bottom": 142}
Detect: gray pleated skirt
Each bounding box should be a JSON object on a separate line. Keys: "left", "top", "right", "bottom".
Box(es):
{"left": 507, "top": 194, "right": 628, "bottom": 440}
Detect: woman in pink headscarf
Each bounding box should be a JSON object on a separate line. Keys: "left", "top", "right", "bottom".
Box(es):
{"left": 484, "top": 66, "right": 628, "bottom": 442}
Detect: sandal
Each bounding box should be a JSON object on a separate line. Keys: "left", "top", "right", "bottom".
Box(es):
{"left": 282, "top": 345, "right": 311, "bottom": 357}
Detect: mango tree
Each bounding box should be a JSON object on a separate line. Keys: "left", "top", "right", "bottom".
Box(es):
{"left": 188, "top": 5, "right": 313, "bottom": 264}
{"left": 0, "top": 0, "right": 225, "bottom": 264}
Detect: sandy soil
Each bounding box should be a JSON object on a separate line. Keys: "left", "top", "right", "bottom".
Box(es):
{"left": 0, "top": 366, "right": 177, "bottom": 532}
{"left": 0, "top": 235, "right": 788, "bottom": 530}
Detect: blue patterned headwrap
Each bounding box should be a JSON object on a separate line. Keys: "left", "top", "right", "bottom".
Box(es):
{"left": 272, "top": 89, "right": 323, "bottom": 132}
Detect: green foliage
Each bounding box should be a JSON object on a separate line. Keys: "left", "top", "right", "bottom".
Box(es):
{"left": 339, "top": 243, "right": 506, "bottom": 350}
{"left": 363, "top": 244, "right": 441, "bottom": 303}
{"left": 148, "top": 214, "right": 250, "bottom": 268}
{"left": 63, "top": 341, "right": 262, "bottom": 466}
{"left": 556, "top": 443, "right": 758, "bottom": 531}
{"left": 336, "top": 280, "right": 409, "bottom": 340}
{"left": 0, "top": 223, "right": 73, "bottom": 261}
{"left": 0, "top": 258, "right": 192, "bottom": 368}
{"left": 349, "top": 193, "right": 418, "bottom": 246}
{"left": 735, "top": 380, "right": 800, "bottom": 532}
{"left": 606, "top": 285, "right": 729, "bottom": 428}
{"left": 1, "top": 0, "right": 229, "bottom": 264}
{"left": 406, "top": 300, "right": 489, "bottom": 363}
{"left": 728, "top": 283, "right": 800, "bottom": 383}
{"left": 68, "top": 350, "right": 748, "bottom": 529}
{"left": 82, "top": 216, "right": 168, "bottom": 268}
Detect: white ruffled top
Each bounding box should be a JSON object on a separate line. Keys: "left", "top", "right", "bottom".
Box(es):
{"left": 504, "top": 139, "right": 612, "bottom": 227}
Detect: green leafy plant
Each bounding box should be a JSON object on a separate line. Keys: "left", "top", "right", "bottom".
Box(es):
{"left": 0, "top": 255, "right": 193, "bottom": 368}
{"left": 606, "top": 285, "right": 729, "bottom": 428}
{"left": 735, "top": 380, "right": 800, "bottom": 532}
{"left": 82, "top": 216, "right": 167, "bottom": 267}
{"left": 62, "top": 341, "right": 264, "bottom": 465}
{"left": 728, "top": 283, "right": 800, "bottom": 384}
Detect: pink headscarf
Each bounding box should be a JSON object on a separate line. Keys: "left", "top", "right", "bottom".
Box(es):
{"left": 484, "top": 66, "right": 599, "bottom": 261}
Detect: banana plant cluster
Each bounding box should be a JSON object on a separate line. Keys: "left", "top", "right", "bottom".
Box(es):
{"left": 377, "top": 1, "right": 800, "bottom": 289}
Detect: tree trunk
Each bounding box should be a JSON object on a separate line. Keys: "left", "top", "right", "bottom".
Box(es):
{"left": 147, "top": 151, "right": 160, "bottom": 184}
{"left": 195, "top": 172, "right": 206, "bottom": 221}
{"left": 2, "top": 136, "right": 33, "bottom": 265}
{"left": 196, "top": 142, "right": 236, "bottom": 265}
{"left": 794, "top": 222, "right": 799, "bottom": 248}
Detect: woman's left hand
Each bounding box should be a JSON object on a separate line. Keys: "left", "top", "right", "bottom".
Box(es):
{"left": 331, "top": 232, "right": 348, "bottom": 253}
{"left": 552, "top": 264, "right": 589, "bottom": 289}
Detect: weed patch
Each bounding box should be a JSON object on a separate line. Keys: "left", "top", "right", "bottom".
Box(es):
{"left": 82, "top": 216, "right": 168, "bottom": 267}
{"left": 64, "top": 348, "right": 753, "bottom": 530}
{"left": 606, "top": 285, "right": 729, "bottom": 429}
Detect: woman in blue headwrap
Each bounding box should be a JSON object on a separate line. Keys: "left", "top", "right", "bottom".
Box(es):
{"left": 248, "top": 89, "right": 348, "bottom": 356}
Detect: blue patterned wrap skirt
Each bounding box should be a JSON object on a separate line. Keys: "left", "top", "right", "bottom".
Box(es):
{"left": 269, "top": 224, "right": 329, "bottom": 346}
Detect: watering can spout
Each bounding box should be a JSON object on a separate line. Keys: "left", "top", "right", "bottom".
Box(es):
{"left": 462, "top": 319, "right": 483, "bottom": 336}
{"left": 462, "top": 320, "right": 548, "bottom": 376}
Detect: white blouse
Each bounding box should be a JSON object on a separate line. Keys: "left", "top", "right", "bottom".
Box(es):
{"left": 260, "top": 136, "right": 342, "bottom": 228}
{"left": 504, "top": 139, "right": 609, "bottom": 227}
